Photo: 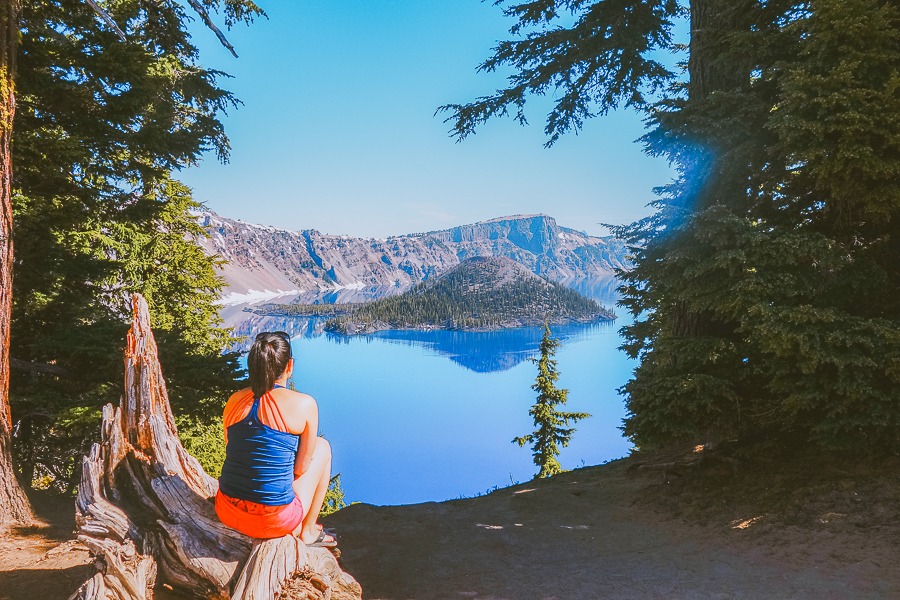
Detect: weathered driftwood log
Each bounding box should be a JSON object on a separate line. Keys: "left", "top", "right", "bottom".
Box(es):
{"left": 71, "top": 293, "right": 361, "bottom": 600}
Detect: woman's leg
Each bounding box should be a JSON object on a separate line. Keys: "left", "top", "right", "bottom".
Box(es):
{"left": 291, "top": 436, "right": 333, "bottom": 543}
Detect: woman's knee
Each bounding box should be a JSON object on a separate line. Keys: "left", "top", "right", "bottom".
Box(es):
{"left": 315, "top": 436, "right": 332, "bottom": 460}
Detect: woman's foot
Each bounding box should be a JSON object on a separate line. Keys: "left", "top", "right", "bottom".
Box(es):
{"left": 301, "top": 528, "right": 337, "bottom": 547}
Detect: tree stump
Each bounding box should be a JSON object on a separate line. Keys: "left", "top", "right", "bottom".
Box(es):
{"left": 70, "top": 293, "right": 361, "bottom": 600}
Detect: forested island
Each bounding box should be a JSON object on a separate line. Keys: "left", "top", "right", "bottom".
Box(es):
{"left": 254, "top": 257, "right": 615, "bottom": 334}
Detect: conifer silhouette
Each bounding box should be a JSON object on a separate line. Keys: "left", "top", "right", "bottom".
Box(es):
{"left": 514, "top": 322, "right": 590, "bottom": 478}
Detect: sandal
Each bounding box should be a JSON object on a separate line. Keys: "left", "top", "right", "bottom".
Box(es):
{"left": 305, "top": 529, "right": 337, "bottom": 548}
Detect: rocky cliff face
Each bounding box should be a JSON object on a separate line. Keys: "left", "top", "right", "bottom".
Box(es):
{"left": 193, "top": 211, "right": 628, "bottom": 304}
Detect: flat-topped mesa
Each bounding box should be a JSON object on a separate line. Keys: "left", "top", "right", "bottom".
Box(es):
{"left": 194, "top": 211, "right": 626, "bottom": 305}
{"left": 424, "top": 215, "right": 561, "bottom": 254}
{"left": 475, "top": 213, "right": 547, "bottom": 223}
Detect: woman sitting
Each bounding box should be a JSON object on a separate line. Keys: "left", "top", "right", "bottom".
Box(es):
{"left": 215, "top": 331, "right": 336, "bottom": 546}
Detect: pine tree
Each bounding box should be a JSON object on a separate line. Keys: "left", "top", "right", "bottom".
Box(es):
{"left": 320, "top": 473, "right": 348, "bottom": 517}
{"left": 2, "top": 0, "right": 263, "bottom": 504}
{"left": 445, "top": 0, "right": 900, "bottom": 453}
{"left": 514, "top": 322, "right": 590, "bottom": 478}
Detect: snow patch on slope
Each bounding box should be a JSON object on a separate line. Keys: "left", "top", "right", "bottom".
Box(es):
{"left": 216, "top": 288, "right": 302, "bottom": 306}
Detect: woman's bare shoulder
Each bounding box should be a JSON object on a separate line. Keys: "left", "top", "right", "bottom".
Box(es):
{"left": 271, "top": 389, "right": 316, "bottom": 434}
{"left": 271, "top": 388, "right": 316, "bottom": 408}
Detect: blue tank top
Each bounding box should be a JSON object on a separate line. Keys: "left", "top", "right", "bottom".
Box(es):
{"left": 218, "top": 385, "right": 300, "bottom": 506}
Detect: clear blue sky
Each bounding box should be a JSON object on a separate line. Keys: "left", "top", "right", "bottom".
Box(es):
{"left": 180, "top": 0, "right": 678, "bottom": 239}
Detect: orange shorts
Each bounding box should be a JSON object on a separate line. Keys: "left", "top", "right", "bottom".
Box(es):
{"left": 215, "top": 490, "right": 304, "bottom": 539}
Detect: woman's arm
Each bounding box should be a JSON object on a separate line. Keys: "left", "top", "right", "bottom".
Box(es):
{"left": 292, "top": 394, "right": 319, "bottom": 477}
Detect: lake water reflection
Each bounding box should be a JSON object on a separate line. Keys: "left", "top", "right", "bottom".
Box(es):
{"left": 370, "top": 323, "right": 617, "bottom": 373}
{"left": 224, "top": 276, "right": 635, "bottom": 505}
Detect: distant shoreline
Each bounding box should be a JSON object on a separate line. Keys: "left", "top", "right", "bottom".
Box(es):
{"left": 251, "top": 303, "right": 615, "bottom": 335}
{"left": 328, "top": 313, "right": 615, "bottom": 335}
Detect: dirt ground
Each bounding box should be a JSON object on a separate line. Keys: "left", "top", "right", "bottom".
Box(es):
{"left": 323, "top": 446, "right": 900, "bottom": 600}
{"left": 0, "top": 490, "right": 93, "bottom": 600}
{"left": 2, "top": 446, "right": 899, "bottom": 599}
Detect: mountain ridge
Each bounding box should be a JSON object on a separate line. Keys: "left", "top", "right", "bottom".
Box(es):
{"left": 193, "top": 211, "right": 628, "bottom": 304}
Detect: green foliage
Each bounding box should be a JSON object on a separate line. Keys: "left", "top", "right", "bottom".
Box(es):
{"left": 11, "top": 176, "right": 245, "bottom": 489}
{"left": 772, "top": 0, "right": 900, "bottom": 221}
{"left": 514, "top": 322, "right": 590, "bottom": 478}
{"left": 8, "top": 0, "right": 260, "bottom": 490}
{"left": 460, "top": 0, "right": 900, "bottom": 453}
{"left": 438, "top": 0, "right": 680, "bottom": 146}
{"left": 320, "top": 473, "right": 347, "bottom": 517}
{"left": 17, "top": 405, "right": 102, "bottom": 494}
{"left": 178, "top": 416, "right": 227, "bottom": 478}
{"left": 616, "top": 0, "right": 900, "bottom": 451}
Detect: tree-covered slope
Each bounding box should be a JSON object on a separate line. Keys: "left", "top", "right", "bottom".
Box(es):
{"left": 257, "top": 257, "right": 615, "bottom": 334}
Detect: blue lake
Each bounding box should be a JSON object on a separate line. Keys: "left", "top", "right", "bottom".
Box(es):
{"left": 226, "top": 277, "right": 635, "bottom": 506}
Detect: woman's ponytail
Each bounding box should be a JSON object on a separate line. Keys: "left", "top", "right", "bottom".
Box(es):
{"left": 248, "top": 332, "right": 292, "bottom": 398}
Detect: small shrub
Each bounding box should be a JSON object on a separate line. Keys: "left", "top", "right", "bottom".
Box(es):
{"left": 320, "top": 473, "right": 347, "bottom": 517}
{"left": 178, "top": 417, "right": 226, "bottom": 478}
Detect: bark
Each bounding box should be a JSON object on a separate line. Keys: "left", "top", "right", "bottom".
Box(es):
{"left": 688, "top": 0, "right": 748, "bottom": 100}
{"left": 71, "top": 293, "right": 361, "bottom": 599}
{"left": 0, "top": 0, "right": 33, "bottom": 527}
{"left": 672, "top": 0, "right": 752, "bottom": 339}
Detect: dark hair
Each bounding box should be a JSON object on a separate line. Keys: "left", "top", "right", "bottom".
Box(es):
{"left": 248, "top": 332, "right": 292, "bottom": 398}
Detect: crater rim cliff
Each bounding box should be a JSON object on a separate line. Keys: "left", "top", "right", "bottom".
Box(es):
{"left": 192, "top": 211, "right": 629, "bottom": 305}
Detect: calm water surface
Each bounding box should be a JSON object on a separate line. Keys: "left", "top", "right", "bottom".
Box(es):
{"left": 229, "top": 277, "right": 635, "bottom": 506}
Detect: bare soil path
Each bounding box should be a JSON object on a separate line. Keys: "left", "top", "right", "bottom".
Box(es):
{"left": 2, "top": 448, "right": 898, "bottom": 599}
{"left": 0, "top": 491, "right": 92, "bottom": 600}
{"left": 324, "top": 450, "right": 899, "bottom": 600}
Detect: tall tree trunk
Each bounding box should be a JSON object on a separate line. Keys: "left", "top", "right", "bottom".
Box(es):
{"left": 670, "top": 0, "right": 750, "bottom": 340}
{"left": 687, "top": 0, "right": 750, "bottom": 208}
{"left": 688, "top": 0, "right": 747, "bottom": 100}
{"left": 0, "top": 0, "right": 32, "bottom": 527}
